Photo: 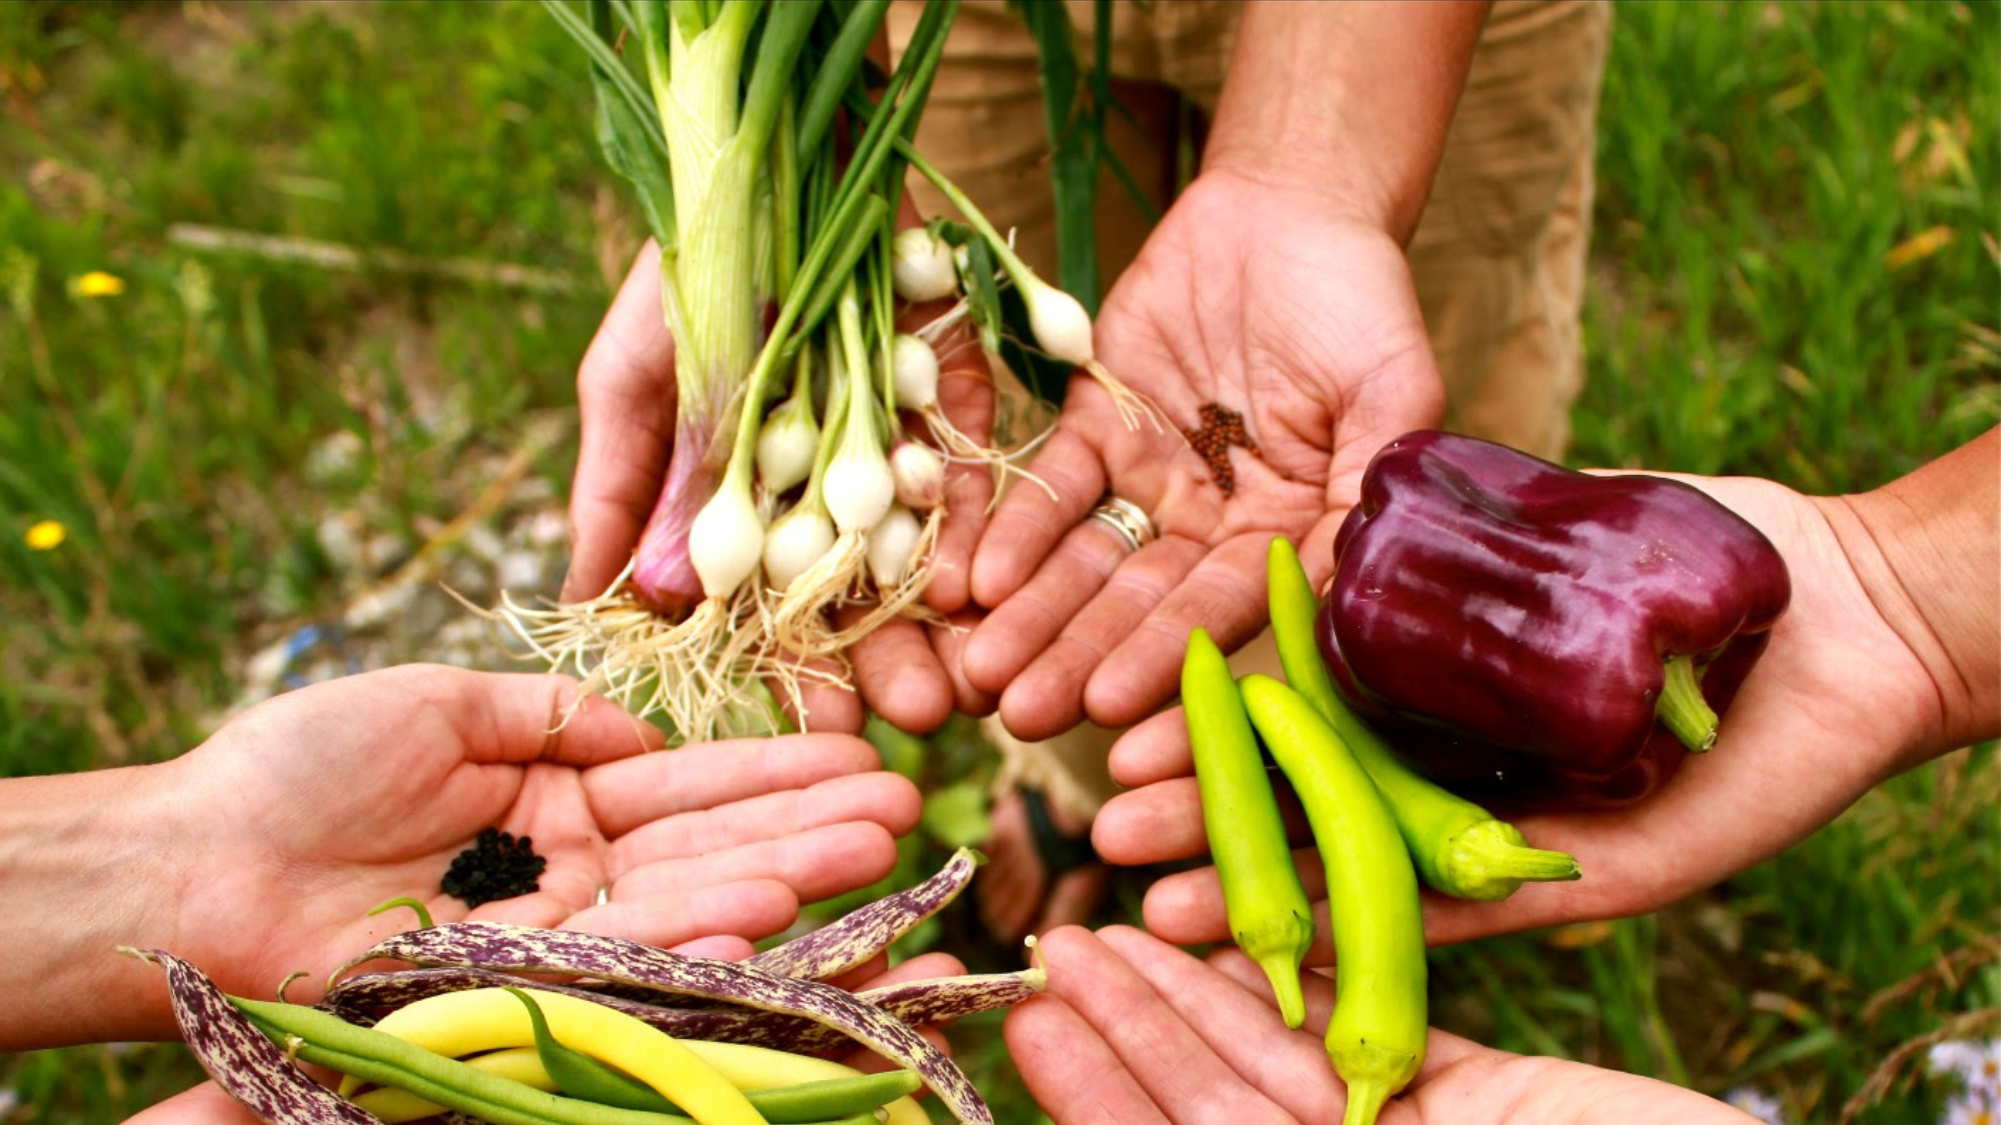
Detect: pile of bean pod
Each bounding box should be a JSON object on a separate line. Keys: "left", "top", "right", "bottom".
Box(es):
{"left": 131, "top": 848, "right": 1041, "bottom": 1125}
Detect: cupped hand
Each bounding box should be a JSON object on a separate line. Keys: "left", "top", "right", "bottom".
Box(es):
{"left": 561, "top": 242, "right": 995, "bottom": 736}
{"left": 115, "top": 664, "right": 919, "bottom": 1041}
{"left": 1005, "top": 925, "right": 1757, "bottom": 1125}
{"left": 1093, "top": 475, "right": 1948, "bottom": 952}
{"left": 962, "top": 169, "right": 1446, "bottom": 741}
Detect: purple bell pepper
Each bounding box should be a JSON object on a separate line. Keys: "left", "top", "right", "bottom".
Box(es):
{"left": 1316, "top": 431, "right": 1791, "bottom": 808}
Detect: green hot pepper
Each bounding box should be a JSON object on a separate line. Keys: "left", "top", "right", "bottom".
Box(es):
{"left": 1267, "top": 538, "right": 1580, "bottom": 901}
{"left": 1181, "top": 627, "right": 1315, "bottom": 1027}
{"left": 1241, "top": 674, "right": 1426, "bottom": 1125}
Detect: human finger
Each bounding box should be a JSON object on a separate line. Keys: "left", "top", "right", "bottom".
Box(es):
{"left": 606, "top": 773, "right": 922, "bottom": 870}
{"left": 996, "top": 535, "right": 1207, "bottom": 740}
{"left": 1003, "top": 994, "right": 1172, "bottom": 1125}
{"left": 564, "top": 241, "right": 677, "bottom": 603}
{"left": 1083, "top": 532, "right": 1276, "bottom": 729}
{"left": 1027, "top": 926, "right": 1278, "bottom": 1125}
{"left": 961, "top": 518, "right": 1136, "bottom": 697}
{"left": 584, "top": 733, "right": 887, "bottom": 835}
{"left": 1105, "top": 707, "right": 1193, "bottom": 789}
{"left": 844, "top": 612, "right": 955, "bottom": 734}
{"left": 560, "top": 878, "right": 802, "bottom": 949}
{"left": 1091, "top": 776, "right": 1210, "bottom": 866}
{"left": 920, "top": 329, "right": 997, "bottom": 614}
{"left": 367, "top": 666, "right": 663, "bottom": 768}
{"left": 1100, "top": 927, "right": 1341, "bottom": 1123}
{"left": 783, "top": 653, "right": 867, "bottom": 736}
{"left": 969, "top": 426, "right": 1107, "bottom": 609}
{"left": 927, "top": 611, "right": 999, "bottom": 716}
{"left": 611, "top": 821, "right": 901, "bottom": 905}
{"left": 122, "top": 1083, "right": 265, "bottom": 1125}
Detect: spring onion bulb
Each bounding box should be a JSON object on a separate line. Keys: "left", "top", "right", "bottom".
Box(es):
{"left": 891, "top": 333, "right": 940, "bottom": 411}
{"left": 756, "top": 395, "right": 819, "bottom": 495}
{"left": 687, "top": 473, "right": 766, "bottom": 598}
{"left": 1018, "top": 273, "right": 1095, "bottom": 368}
{"left": 890, "top": 440, "right": 945, "bottom": 509}
{"left": 867, "top": 505, "right": 924, "bottom": 588}
{"left": 762, "top": 502, "right": 837, "bottom": 592}
{"left": 892, "top": 227, "right": 957, "bottom": 302}
{"left": 824, "top": 430, "right": 895, "bottom": 534}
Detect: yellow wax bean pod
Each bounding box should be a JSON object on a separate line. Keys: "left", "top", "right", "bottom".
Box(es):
{"left": 351, "top": 987, "right": 768, "bottom": 1125}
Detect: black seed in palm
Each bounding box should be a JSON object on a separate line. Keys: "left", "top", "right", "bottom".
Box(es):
{"left": 441, "top": 827, "right": 548, "bottom": 907}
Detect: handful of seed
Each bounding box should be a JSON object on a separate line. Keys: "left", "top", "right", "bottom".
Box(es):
{"left": 441, "top": 828, "right": 547, "bottom": 908}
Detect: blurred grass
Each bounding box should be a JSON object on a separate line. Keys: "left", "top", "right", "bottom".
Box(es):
{"left": 1, "top": 1, "right": 1995, "bottom": 1123}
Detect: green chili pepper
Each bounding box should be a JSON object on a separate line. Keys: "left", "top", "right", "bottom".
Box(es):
{"left": 1181, "top": 626, "right": 1314, "bottom": 1028}
{"left": 1266, "top": 537, "right": 1581, "bottom": 901}
{"left": 1239, "top": 674, "right": 1426, "bottom": 1125}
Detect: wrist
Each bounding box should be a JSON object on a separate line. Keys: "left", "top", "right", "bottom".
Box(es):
{"left": 1827, "top": 428, "right": 2001, "bottom": 759}
{"left": 1201, "top": 0, "right": 1490, "bottom": 244}
{"left": 0, "top": 760, "right": 191, "bottom": 1049}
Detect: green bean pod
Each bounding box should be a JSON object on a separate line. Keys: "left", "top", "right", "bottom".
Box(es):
{"left": 1181, "top": 627, "right": 1314, "bottom": 1028}
{"left": 1266, "top": 537, "right": 1580, "bottom": 900}
{"left": 234, "top": 998, "right": 735, "bottom": 1125}
{"left": 1240, "top": 674, "right": 1425, "bottom": 1125}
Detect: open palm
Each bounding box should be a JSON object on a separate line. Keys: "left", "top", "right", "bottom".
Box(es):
{"left": 139, "top": 666, "right": 918, "bottom": 1022}
{"left": 963, "top": 170, "right": 1445, "bottom": 741}
{"left": 1008, "top": 926, "right": 1755, "bottom": 1125}
{"left": 1095, "top": 475, "right": 1951, "bottom": 951}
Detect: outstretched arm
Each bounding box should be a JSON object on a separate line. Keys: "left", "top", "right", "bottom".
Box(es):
{"left": 1097, "top": 428, "right": 2001, "bottom": 950}
{"left": 0, "top": 665, "right": 923, "bottom": 1051}
{"left": 962, "top": 3, "right": 1490, "bottom": 740}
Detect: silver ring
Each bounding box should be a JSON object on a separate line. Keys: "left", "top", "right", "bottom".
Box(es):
{"left": 1087, "top": 496, "right": 1158, "bottom": 553}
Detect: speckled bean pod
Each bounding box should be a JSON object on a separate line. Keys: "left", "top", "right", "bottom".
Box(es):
{"left": 744, "top": 848, "right": 980, "bottom": 981}
{"left": 326, "top": 963, "right": 1044, "bottom": 1057}
{"left": 332, "top": 922, "right": 992, "bottom": 1125}
{"left": 125, "top": 947, "right": 377, "bottom": 1125}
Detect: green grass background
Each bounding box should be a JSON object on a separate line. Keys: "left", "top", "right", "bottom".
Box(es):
{"left": 1, "top": 1, "right": 1996, "bottom": 1122}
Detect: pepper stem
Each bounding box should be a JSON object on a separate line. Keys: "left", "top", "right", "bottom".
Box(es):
{"left": 1254, "top": 950, "right": 1308, "bottom": 1030}
{"left": 1657, "top": 653, "right": 1719, "bottom": 753}
{"left": 1340, "top": 1078, "right": 1393, "bottom": 1125}
{"left": 1438, "top": 820, "right": 1583, "bottom": 901}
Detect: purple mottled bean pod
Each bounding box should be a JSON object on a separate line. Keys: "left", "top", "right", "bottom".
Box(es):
{"left": 125, "top": 947, "right": 376, "bottom": 1125}
{"left": 747, "top": 847, "right": 980, "bottom": 981}
{"left": 326, "top": 964, "right": 1045, "bottom": 1057}
{"left": 332, "top": 922, "right": 992, "bottom": 1125}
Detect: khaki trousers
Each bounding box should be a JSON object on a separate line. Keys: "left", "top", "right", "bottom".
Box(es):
{"left": 891, "top": 0, "right": 1614, "bottom": 816}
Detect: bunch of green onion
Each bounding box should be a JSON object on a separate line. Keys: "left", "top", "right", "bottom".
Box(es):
{"left": 503, "top": 0, "right": 1146, "bottom": 740}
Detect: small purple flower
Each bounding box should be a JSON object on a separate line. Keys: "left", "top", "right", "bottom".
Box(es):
{"left": 1724, "top": 1085, "right": 1790, "bottom": 1125}
{"left": 1939, "top": 1089, "right": 1998, "bottom": 1125}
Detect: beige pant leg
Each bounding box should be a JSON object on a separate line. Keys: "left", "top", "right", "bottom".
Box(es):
{"left": 1408, "top": 0, "right": 1612, "bottom": 462}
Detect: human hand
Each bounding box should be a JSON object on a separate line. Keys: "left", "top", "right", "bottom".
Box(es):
{"left": 561, "top": 241, "right": 995, "bottom": 735}
{"left": 962, "top": 169, "right": 1446, "bottom": 741}
{"left": 1095, "top": 470, "right": 1974, "bottom": 951}
{"left": 34, "top": 664, "right": 918, "bottom": 1049}
{"left": 1005, "top": 925, "right": 1754, "bottom": 1125}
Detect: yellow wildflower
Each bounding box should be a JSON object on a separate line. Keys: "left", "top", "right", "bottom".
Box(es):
{"left": 73, "top": 271, "right": 125, "bottom": 298}
{"left": 26, "top": 521, "right": 66, "bottom": 551}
